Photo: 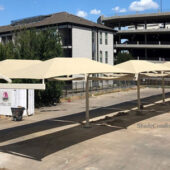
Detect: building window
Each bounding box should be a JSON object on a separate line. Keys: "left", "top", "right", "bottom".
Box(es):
{"left": 92, "top": 51, "right": 95, "bottom": 60}
{"left": 1, "top": 36, "right": 12, "bottom": 44}
{"left": 105, "top": 33, "right": 108, "bottom": 45}
{"left": 92, "top": 31, "right": 95, "bottom": 43}
{"left": 100, "top": 51, "right": 103, "bottom": 62}
{"left": 92, "top": 31, "right": 96, "bottom": 61}
{"left": 100, "top": 32, "right": 102, "bottom": 44}
{"left": 105, "top": 51, "right": 108, "bottom": 63}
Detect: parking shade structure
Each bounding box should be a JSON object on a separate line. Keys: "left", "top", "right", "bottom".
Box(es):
{"left": 3, "top": 58, "right": 170, "bottom": 126}
{"left": 114, "top": 60, "right": 170, "bottom": 110}
{"left": 4, "top": 57, "right": 129, "bottom": 127}
{"left": 7, "top": 57, "right": 128, "bottom": 79}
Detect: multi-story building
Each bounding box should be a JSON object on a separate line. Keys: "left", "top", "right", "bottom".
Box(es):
{"left": 0, "top": 12, "right": 115, "bottom": 65}
{"left": 98, "top": 12, "right": 170, "bottom": 61}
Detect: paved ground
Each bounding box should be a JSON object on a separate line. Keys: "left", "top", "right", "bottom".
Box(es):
{"left": 0, "top": 88, "right": 170, "bottom": 170}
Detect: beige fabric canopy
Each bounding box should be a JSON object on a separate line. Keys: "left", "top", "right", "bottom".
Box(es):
{"left": 7, "top": 58, "right": 128, "bottom": 79}
{"left": 3, "top": 59, "right": 170, "bottom": 79}
{"left": 0, "top": 73, "right": 12, "bottom": 83}
{"left": 0, "top": 59, "right": 42, "bottom": 77}
{"left": 0, "top": 59, "right": 44, "bottom": 90}
{"left": 163, "top": 62, "right": 170, "bottom": 68}
{"left": 113, "top": 60, "right": 170, "bottom": 74}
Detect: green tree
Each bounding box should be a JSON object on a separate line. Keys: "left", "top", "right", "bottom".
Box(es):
{"left": 115, "top": 52, "right": 134, "bottom": 65}
{"left": 0, "top": 43, "right": 6, "bottom": 60}
{"left": 14, "top": 29, "right": 63, "bottom": 60}
{"left": 35, "top": 81, "right": 63, "bottom": 107}
{"left": 0, "top": 28, "right": 64, "bottom": 107}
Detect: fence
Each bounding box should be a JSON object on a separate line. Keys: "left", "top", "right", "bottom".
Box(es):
{"left": 62, "top": 80, "right": 136, "bottom": 97}
{"left": 141, "top": 77, "right": 170, "bottom": 87}
{"left": 62, "top": 77, "right": 170, "bottom": 97}
{"left": 116, "top": 41, "right": 170, "bottom": 45}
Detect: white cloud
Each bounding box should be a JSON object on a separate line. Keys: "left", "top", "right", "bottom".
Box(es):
{"left": 76, "top": 10, "right": 87, "bottom": 18}
{"left": 90, "top": 9, "right": 101, "bottom": 15}
{"left": 0, "top": 5, "right": 4, "bottom": 11}
{"left": 112, "top": 6, "right": 127, "bottom": 13}
{"left": 119, "top": 8, "right": 127, "bottom": 13}
{"left": 129, "top": 0, "right": 159, "bottom": 12}
{"left": 112, "top": 6, "right": 120, "bottom": 12}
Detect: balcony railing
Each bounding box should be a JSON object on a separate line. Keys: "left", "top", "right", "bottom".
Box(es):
{"left": 115, "top": 41, "right": 170, "bottom": 45}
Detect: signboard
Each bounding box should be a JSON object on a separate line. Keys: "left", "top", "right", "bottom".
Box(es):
{"left": 0, "top": 90, "right": 12, "bottom": 107}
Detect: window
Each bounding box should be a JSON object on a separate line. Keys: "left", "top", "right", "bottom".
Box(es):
{"left": 105, "top": 51, "right": 108, "bottom": 63}
{"left": 105, "top": 33, "right": 108, "bottom": 45}
{"left": 92, "top": 31, "right": 95, "bottom": 43}
{"left": 92, "top": 31, "right": 96, "bottom": 61}
{"left": 1, "top": 36, "right": 12, "bottom": 44}
{"left": 100, "top": 32, "right": 102, "bottom": 44}
{"left": 92, "top": 51, "right": 95, "bottom": 61}
{"left": 100, "top": 51, "right": 103, "bottom": 62}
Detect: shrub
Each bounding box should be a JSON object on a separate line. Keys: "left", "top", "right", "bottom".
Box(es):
{"left": 115, "top": 52, "right": 134, "bottom": 65}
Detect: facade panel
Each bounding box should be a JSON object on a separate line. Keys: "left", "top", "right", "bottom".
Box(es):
{"left": 98, "top": 31, "right": 114, "bottom": 65}
{"left": 72, "top": 26, "right": 92, "bottom": 59}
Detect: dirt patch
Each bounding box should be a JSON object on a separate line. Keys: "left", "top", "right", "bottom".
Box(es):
{"left": 60, "top": 95, "right": 85, "bottom": 103}
{"left": 0, "top": 115, "right": 10, "bottom": 120}
{"left": 92, "top": 101, "right": 170, "bottom": 129}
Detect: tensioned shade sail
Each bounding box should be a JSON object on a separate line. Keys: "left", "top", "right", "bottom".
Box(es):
{"left": 0, "top": 73, "right": 12, "bottom": 83}
{"left": 113, "top": 60, "right": 170, "bottom": 74}
{"left": 0, "top": 59, "right": 42, "bottom": 76}
{"left": 163, "top": 62, "right": 170, "bottom": 70}
{"left": 7, "top": 58, "right": 128, "bottom": 79}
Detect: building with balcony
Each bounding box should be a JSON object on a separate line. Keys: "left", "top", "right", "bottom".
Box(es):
{"left": 98, "top": 12, "right": 170, "bottom": 61}
{"left": 0, "top": 12, "right": 115, "bottom": 64}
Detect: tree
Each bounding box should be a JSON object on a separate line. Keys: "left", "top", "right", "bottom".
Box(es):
{"left": 14, "top": 29, "right": 63, "bottom": 60}
{"left": 115, "top": 51, "right": 134, "bottom": 65}
{"left": 0, "top": 28, "right": 64, "bottom": 107}
{"left": 0, "top": 43, "right": 6, "bottom": 60}
{"left": 0, "top": 41, "right": 16, "bottom": 60}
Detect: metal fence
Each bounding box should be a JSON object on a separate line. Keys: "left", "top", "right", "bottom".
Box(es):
{"left": 141, "top": 77, "right": 170, "bottom": 87}
{"left": 62, "top": 80, "right": 136, "bottom": 97}
{"left": 62, "top": 78, "right": 170, "bottom": 97}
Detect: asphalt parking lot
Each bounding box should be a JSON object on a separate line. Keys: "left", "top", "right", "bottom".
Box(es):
{"left": 0, "top": 88, "right": 170, "bottom": 170}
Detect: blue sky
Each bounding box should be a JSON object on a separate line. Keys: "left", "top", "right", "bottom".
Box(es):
{"left": 0, "top": 0, "right": 169, "bottom": 26}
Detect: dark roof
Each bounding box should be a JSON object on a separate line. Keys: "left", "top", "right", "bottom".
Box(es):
{"left": 101, "top": 12, "right": 170, "bottom": 27}
{"left": 0, "top": 12, "right": 114, "bottom": 34}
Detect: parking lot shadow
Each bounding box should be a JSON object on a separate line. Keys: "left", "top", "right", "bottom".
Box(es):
{"left": 0, "top": 92, "right": 169, "bottom": 144}
{"left": 0, "top": 124, "right": 119, "bottom": 161}
{"left": 0, "top": 92, "right": 170, "bottom": 161}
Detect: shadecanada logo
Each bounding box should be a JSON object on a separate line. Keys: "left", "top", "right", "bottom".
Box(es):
{"left": 137, "top": 123, "right": 170, "bottom": 129}
{"left": 2, "top": 92, "right": 9, "bottom": 102}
